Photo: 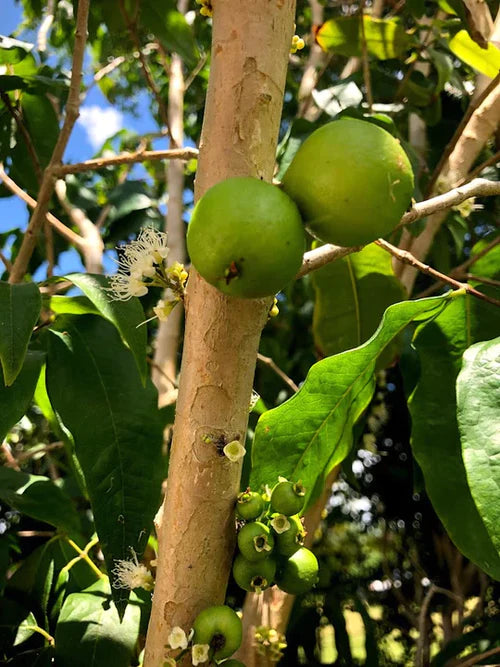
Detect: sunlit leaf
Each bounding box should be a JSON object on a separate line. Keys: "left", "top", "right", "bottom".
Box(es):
{"left": 316, "top": 17, "right": 411, "bottom": 60}
{"left": 0, "top": 351, "right": 44, "bottom": 441}
{"left": 448, "top": 30, "right": 500, "bottom": 78}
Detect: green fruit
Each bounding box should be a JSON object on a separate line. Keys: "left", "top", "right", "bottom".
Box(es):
{"left": 187, "top": 177, "right": 305, "bottom": 298}
{"left": 237, "top": 521, "right": 274, "bottom": 562}
{"left": 282, "top": 119, "right": 414, "bottom": 247}
{"left": 270, "top": 480, "right": 306, "bottom": 516}
{"left": 192, "top": 605, "right": 242, "bottom": 661}
{"left": 275, "top": 548, "right": 319, "bottom": 595}
{"left": 235, "top": 491, "right": 265, "bottom": 521}
{"left": 232, "top": 553, "right": 276, "bottom": 593}
{"left": 273, "top": 514, "right": 306, "bottom": 557}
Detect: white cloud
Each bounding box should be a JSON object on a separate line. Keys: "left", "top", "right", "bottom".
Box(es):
{"left": 77, "top": 105, "right": 123, "bottom": 150}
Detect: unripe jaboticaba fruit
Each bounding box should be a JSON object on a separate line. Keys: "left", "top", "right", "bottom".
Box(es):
{"left": 275, "top": 547, "right": 319, "bottom": 595}
{"left": 232, "top": 553, "right": 276, "bottom": 593}
{"left": 235, "top": 491, "right": 265, "bottom": 521}
{"left": 273, "top": 514, "right": 306, "bottom": 557}
{"left": 192, "top": 605, "right": 242, "bottom": 660}
{"left": 237, "top": 521, "right": 275, "bottom": 562}
{"left": 282, "top": 119, "right": 414, "bottom": 247}
{"left": 270, "top": 480, "right": 306, "bottom": 516}
{"left": 186, "top": 177, "right": 305, "bottom": 298}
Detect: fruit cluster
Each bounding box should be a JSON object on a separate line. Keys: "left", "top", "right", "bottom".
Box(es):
{"left": 187, "top": 119, "right": 414, "bottom": 300}
{"left": 232, "top": 480, "right": 319, "bottom": 597}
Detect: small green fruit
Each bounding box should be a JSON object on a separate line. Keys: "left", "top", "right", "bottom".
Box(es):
{"left": 232, "top": 553, "right": 276, "bottom": 593}
{"left": 235, "top": 491, "right": 265, "bottom": 521}
{"left": 275, "top": 547, "right": 319, "bottom": 595}
{"left": 187, "top": 177, "right": 305, "bottom": 298}
{"left": 273, "top": 514, "right": 306, "bottom": 557}
{"left": 237, "top": 521, "right": 274, "bottom": 562}
{"left": 270, "top": 480, "right": 306, "bottom": 516}
{"left": 192, "top": 605, "right": 242, "bottom": 661}
{"left": 282, "top": 119, "right": 414, "bottom": 247}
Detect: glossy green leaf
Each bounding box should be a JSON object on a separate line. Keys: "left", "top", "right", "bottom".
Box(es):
{"left": 448, "top": 30, "right": 500, "bottom": 78}
{"left": 470, "top": 235, "right": 500, "bottom": 281}
{"left": 250, "top": 294, "right": 452, "bottom": 507}
{"left": 55, "top": 579, "right": 142, "bottom": 667}
{"left": 311, "top": 244, "right": 406, "bottom": 367}
{"left": 0, "top": 467, "right": 81, "bottom": 534}
{"left": 49, "top": 295, "right": 101, "bottom": 316}
{"left": 13, "top": 611, "right": 37, "bottom": 646}
{"left": 64, "top": 273, "right": 147, "bottom": 383}
{"left": 427, "top": 48, "right": 454, "bottom": 93}
{"left": 316, "top": 17, "right": 411, "bottom": 60}
{"left": 0, "top": 351, "right": 44, "bottom": 441}
{"left": 0, "top": 36, "right": 33, "bottom": 64}
{"left": 139, "top": 4, "right": 199, "bottom": 67}
{"left": 46, "top": 315, "right": 163, "bottom": 610}
{"left": 0, "top": 281, "right": 41, "bottom": 386}
{"left": 457, "top": 337, "right": 500, "bottom": 554}
{"left": 409, "top": 293, "right": 500, "bottom": 579}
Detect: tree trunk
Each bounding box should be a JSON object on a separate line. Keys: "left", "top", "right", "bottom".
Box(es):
{"left": 144, "top": 2, "right": 296, "bottom": 664}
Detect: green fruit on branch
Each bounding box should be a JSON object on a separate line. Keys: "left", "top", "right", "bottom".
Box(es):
{"left": 232, "top": 553, "right": 276, "bottom": 593}
{"left": 237, "top": 521, "right": 275, "bottom": 562}
{"left": 270, "top": 480, "right": 306, "bottom": 516}
{"left": 192, "top": 605, "right": 242, "bottom": 661}
{"left": 282, "top": 118, "right": 414, "bottom": 247}
{"left": 275, "top": 547, "right": 319, "bottom": 595}
{"left": 235, "top": 490, "right": 265, "bottom": 521}
{"left": 187, "top": 177, "right": 305, "bottom": 298}
{"left": 272, "top": 514, "right": 306, "bottom": 557}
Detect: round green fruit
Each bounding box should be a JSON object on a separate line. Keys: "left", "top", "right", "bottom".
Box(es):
{"left": 275, "top": 547, "right": 319, "bottom": 595}
{"left": 187, "top": 177, "right": 305, "bottom": 298}
{"left": 235, "top": 491, "right": 265, "bottom": 521}
{"left": 273, "top": 514, "right": 306, "bottom": 557}
{"left": 232, "top": 553, "right": 276, "bottom": 593}
{"left": 192, "top": 605, "right": 242, "bottom": 661}
{"left": 237, "top": 521, "right": 274, "bottom": 562}
{"left": 270, "top": 480, "right": 306, "bottom": 516}
{"left": 282, "top": 119, "right": 414, "bottom": 247}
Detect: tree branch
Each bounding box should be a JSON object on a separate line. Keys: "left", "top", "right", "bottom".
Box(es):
{"left": 257, "top": 353, "right": 299, "bottom": 393}
{"left": 8, "top": 0, "right": 90, "bottom": 284}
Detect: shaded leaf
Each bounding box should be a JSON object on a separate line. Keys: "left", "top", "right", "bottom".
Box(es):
{"left": 250, "top": 294, "right": 452, "bottom": 508}
{"left": 139, "top": 4, "right": 200, "bottom": 67}
{"left": 457, "top": 337, "right": 500, "bottom": 554}
{"left": 0, "top": 351, "right": 44, "bottom": 441}
{"left": 13, "top": 611, "right": 37, "bottom": 646}
{"left": 0, "top": 281, "right": 41, "bottom": 386}
{"left": 46, "top": 315, "right": 163, "bottom": 610}
{"left": 408, "top": 293, "right": 500, "bottom": 579}
{"left": 317, "top": 17, "right": 411, "bottom": 60}
{"left": 106, "top": 180, "right": 152, "bottom": 223}
{"left": 448, "top": 30, "right": 500, "bottom": 78}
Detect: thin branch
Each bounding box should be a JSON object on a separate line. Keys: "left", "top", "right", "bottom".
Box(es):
{"left": 37, "top": 0, "right": 55, "bottom": 52}
{"left": 184, "top": 53, "right": 208, "bottom": 92}
{"left": 54, "top": 147, "right": 198, "bottom": 176}
{"left": 416, "top": 584, "right": 464, "bottom": 667}
{"left": 94, "top": 56, "right": 126, "bottom": 82}
{"left": 257, "top": 353, "right": 299, "bottom": 393}
{"left": 15, "top": 441, "right": 64, "bottom": 464}
{"left": 359, "top": 0, "right": 373, "bottom": 111}
{"left": 466, "top": 273, "right": 500, "bottom": 287}
{"left": 458, "top": 646, "right": 500, "bottom": 667}
{"left": 456, "top": 148, "right": 500, "bottom": 186}
{"left": 0, "top": 164, "right": 85, "bottom": 248}
{"left": 0, "top": 250, "right": 12, "bottom": 272}
{"left": 1, "top": 442, "right": 20, "bottom": 470}
{"left": 375, "top": 238, "right": 500, "bottom": 307}
{"left": 8, "top": 0, "right": 90, "bottom": 284}
{"left": 0, "top": 92, "right": 43, "bottom": 183}
{"left": 297, "top": 243, "right": 363, "bottom": 278}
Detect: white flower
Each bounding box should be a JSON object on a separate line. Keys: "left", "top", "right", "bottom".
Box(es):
{"left": 111, "top": 553, "right": 154, "bottom": 591}
{"left": 108, "top": 272, "right": 149, "bottom": 301}
{"left": 192, "top": 644, "right": 210, "bottom": 665}
{"left": 167, "top": 626, "right": 188, "bottom": 650}
{"left": 270, "top": 514, "right": 290, "bottom": 534}
{"left": 153, "top": 292, "right": 179, "bottom": 322}
{"left": 127, "top": 227, "right": 170, "bottom": 265}
{"left": 223, "top": 440, "right": 247, "bottom": 463}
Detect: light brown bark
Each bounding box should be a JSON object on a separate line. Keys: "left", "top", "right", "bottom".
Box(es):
{"left": 143, "top": 2, "right": 296, "bottom": 665}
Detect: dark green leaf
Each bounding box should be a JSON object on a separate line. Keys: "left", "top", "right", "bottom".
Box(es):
{"left": 0, "top": 351, "right": 44, "bottom": 441}
{"left": 0, "top": 467, "right": 81, "bottom": 535}
{"left": 427, "top": 48, "right": 454, "bottom": 94}
{"left": 316, "top": 17, "right": 411, "bottom": 60}
{"left": 46, "top": 315, "right": 163, "bottom": 610}
{"left": 139, "top": 4, "right": 200, "bottom": 67}
{"left": 470, "top": 235, "right": 500, "bottom": 281}
{"left": 250, "top": 294, "right": 452, "bottom": 507}
{"left": 55, "top": 579, "right": 142, "bottom": 667}
{"left": 408, "top": 293, "right": 500, "bottom": 579}
{"left": 64, "top": 273, "right": 147, "bottom": 383}
{"left": 106, "top": 181, "right": 153, "bottom": 223}
{"left": 457, "top": 337, "right": 500, "bottom": 554}
{"left": 0, "top": 281, "right": 41, "bottom": 386}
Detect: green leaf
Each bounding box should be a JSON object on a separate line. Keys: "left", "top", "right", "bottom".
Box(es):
{"left": 0, "top": 281, "right": 41, "bottom": 386}
{"left": 64, "top": 273, "right": 147, "bottom": 384}
{"left": 311, "top": 244, "right": 406, "bottom": 367}
{"left": 0, "top": 36, "right": 33, "bottom": 64}
{"left": 427, "top": 47, "right": 454, "bottom": 94}
{"left": 470, "top": 235, "right": 500, "bottom": 281}
{"left": 448, "top": 30, "right": 500, "bottom": 78}
{"left": 46, "top": 315, "right": 163, "bottom": 610}
{"left": 457, "top": 337, "right": 500, "bottom": 554}
{"left": 139, "top": 4, "right": 200, "bottom": 67}
{"left": 55, "top": 579, "right": 142, "bottom": 667}
{"left": 0, "top": 467, "right": 81, "bottom": 535}
{"left": 0, "top": 351, "right": 44, "bottom": 441}
{"left": 49, "top": 295, "right": 101, "bottom": 316}
{"left": 316, "top": 17, "right": 411, "bottom": 60}
{"left": 408, "top": 293, "right": 500, "bottom": 579}
{"left": 250, "top": 294, "right": 452, "bottom": 507}
{"left": 13, "top": 611, "right": 37, "bottom": 646}
{"left": 106, "top": 180, "right": 153, "bottom": 223}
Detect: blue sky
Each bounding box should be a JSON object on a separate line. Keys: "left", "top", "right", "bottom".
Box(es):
{"left": 1, "top": 0, "right": 168, "bottom": 276}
